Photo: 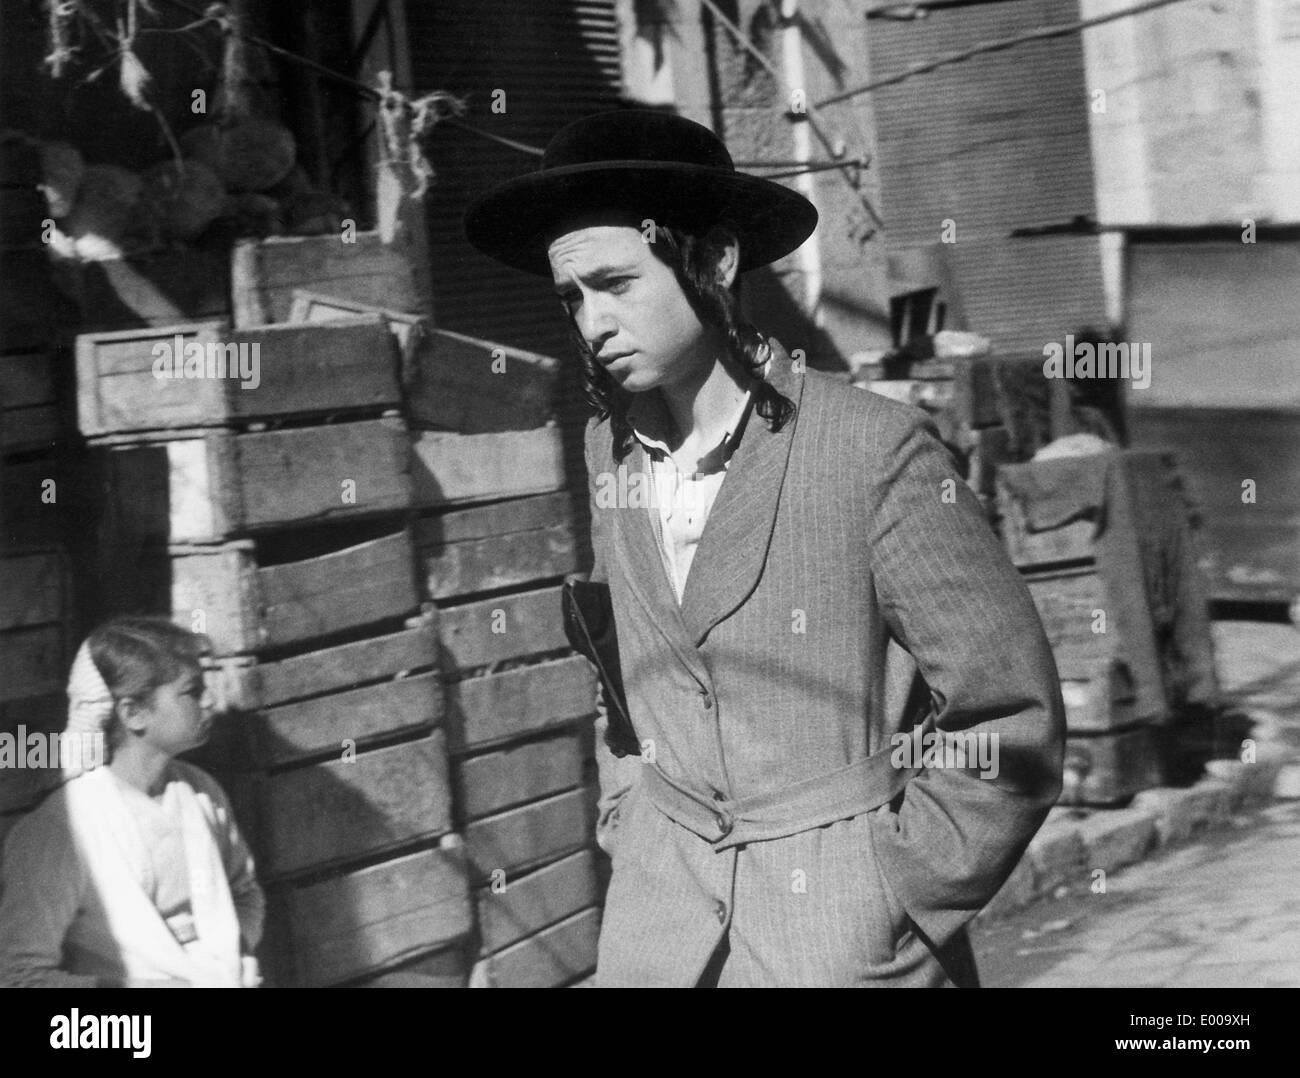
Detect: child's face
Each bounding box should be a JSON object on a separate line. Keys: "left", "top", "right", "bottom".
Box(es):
{"left": 136, "top": 664, "right": 215, "bottom": 757}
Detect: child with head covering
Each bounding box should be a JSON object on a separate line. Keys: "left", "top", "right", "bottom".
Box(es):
{"left": 0, "top": 617, "right": 263, "bottom": 987}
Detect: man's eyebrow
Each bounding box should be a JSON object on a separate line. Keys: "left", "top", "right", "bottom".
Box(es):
{"left": 552, "top": 263, "right": 637, "bottom": 292}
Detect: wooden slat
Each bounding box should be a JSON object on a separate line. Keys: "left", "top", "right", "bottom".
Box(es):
{"left": 446, "top": 655, "right": 596, "bottom": 752}
{"left": 219, "top": 615, "right": 438, "bottom": 709}
{"left": 457, "top": 730, "right": 584, "bottom": 820}
{"left": 164, "top": 531, "right": 417, "bottom": 656}
{"left": 0, "top": 551, "right": 65, "bottom": 630}
{"left": 463, "top": 788, "right": 591, "bottom": 885}
{"left": 255, "top": 529, "right": 417, "bottom": 652}
{"left": 1024, "top": 568, "right": 1115, "bottom": 678}
{"left": 0, "top": 405, "right": 61, "bottom": 454}
{"left": 436, "top": 586, "right": 568, "bottom": 672}
{"left": 209, "top": 671, "right": 444, "bottom": 769}
{"left": 231, "top": 417, "right": 411, "bottom": 531}
{"left": 475, "top": 849, "right": 599, "bottom": 956}
{"left": 77, "top": 318, "right": 401, "bottom": 438}
{"left": 470, "top": 907, "right": 600, "bottom": 988}
{"left": 409, "top": 427, "right": 566, "bottom": 508}
{"left": 419, "top": 500, "right": 577, "bottom": 599}
{"left": 0, "top": 352, "right": 55, "bottom": 409}
{"left": 406, "top": 328, "right": 559, "bottom": 434}
{"left": 0, "top": 624, "right": 65, "bottom": 702}
{"left": 246, "top": 732, "right": 453, "bottom": 879}
{"left": 269, "top": 840, "right": 471, "bottom": 987}
{"left": 0, "top": 459, "right": 63, "bottom": 552}
{"left": 231, "top": 233, "right": 427, "bottom": 328}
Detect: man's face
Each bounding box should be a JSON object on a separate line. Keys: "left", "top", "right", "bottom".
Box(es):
{"left": 549, "top": 224, "right": 716, "bottom": 393}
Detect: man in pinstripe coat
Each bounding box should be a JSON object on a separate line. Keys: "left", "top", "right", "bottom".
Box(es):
{"left": 466, "top": 111, "right": 1065, "bottom": 987}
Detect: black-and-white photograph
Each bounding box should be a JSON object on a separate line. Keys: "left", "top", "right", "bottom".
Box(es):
{"left": 0, "top": 0, "right": 1297, "bottom": 1015}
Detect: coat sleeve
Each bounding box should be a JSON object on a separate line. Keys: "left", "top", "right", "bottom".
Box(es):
{"left": 584, "top": 419, "right": 643, "bottom": 857}
{"left": 0, "top": 801, "right": 99, "bottom": 988}
{"left": 865, "top": 406, "right": 1066, "bottom": 950}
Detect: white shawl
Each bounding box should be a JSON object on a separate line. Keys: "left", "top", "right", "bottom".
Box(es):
{"left": 64, "top": 764, "right": 244, "bottom": 988}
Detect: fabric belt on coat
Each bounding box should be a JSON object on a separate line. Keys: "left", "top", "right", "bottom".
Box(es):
{"left": 641, "top": 716, "right": 936, "bottom": 852}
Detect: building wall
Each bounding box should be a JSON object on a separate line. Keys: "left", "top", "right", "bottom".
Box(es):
{"left": 1082, "top": 0, "right": 1300, "bottom": 226}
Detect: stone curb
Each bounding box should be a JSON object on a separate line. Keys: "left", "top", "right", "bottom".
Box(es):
{"left": 974, "top": 742, "right": 1293, "bottom": 925}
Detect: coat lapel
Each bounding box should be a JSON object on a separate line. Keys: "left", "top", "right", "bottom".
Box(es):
{"left": 598, "top": 341, "right": 805, "bottom": 654}
{"left": 679, "top": 342, "right": 803, "bottom": 644}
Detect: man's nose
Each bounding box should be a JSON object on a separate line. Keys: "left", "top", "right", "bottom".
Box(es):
{"left": 576, "top": 293, "right": 616, "bottom": 349}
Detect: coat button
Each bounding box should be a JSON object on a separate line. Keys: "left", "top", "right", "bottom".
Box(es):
{"left": 714, "top": 810, "right": 733, "bottom": 837}
{"left": 714, "top": 901, "right": 728, "bottom": 924}
{"left": 700, "top": 689, "right": 713, "bottom": 710}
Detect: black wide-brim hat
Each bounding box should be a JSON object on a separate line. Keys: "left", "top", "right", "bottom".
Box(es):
{"left": 463, "top": 109, "right": 818, "bottom": 277}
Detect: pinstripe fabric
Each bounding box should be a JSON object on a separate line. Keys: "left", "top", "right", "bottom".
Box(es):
{"left": 585, "top": 342, "right": 1065, "bottom": 988}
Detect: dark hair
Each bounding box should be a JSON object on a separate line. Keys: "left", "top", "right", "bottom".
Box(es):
{"left": 568, "top": 223, "right": 796, "bottom": 460}
{"left": 86, "top": 617, "right": 211, "bottom": 747}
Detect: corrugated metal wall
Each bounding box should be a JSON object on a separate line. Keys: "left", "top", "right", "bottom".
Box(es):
{"left": 866, "top": 0, "right": 1108, "bottom": 350}
{"left": 408, "top": 0, "right": 623, "bottom": 364}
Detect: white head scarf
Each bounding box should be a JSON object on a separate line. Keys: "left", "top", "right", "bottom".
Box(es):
{"left": 64, "top": 639, "right": 114, "bottom": 778}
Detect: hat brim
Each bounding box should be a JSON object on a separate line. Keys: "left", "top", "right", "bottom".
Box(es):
{"left": 463, "top": 161, "right": 818, "bottom": 277}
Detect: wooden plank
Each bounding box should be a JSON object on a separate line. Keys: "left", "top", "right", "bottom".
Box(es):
{"left": 166, "top": 543, "right": 263, "bottom": 655}
{"left": 287, "top": 289, "right": 425, "bottom": 362}
{"left": 420, "top": 516, "right": 577, "bottom": 600}
{"left": 0, "top": 459, "right": 63, "bottom": 551}
{"left": 436, "top": 586, "right": 568, "bottom": 672}
{"left": 232, "top": 233, "right": 426, "bottom": 328}
{"left": 209, "top": 671, "right": 444, "bottom": 769}
{"left": 76, "top": 318, "right": 401, "bottom": 437}
{"left": 231, "top": 417, "right": 411, "bottom": 532}
{"left": 457, "top": 731, "right": 585, "bottom": 820}
{"left": 446, "top": 655, "right": 596, "bottom": 753}
{"left": 475, "top": 850, "right": 599, "bottom": 956}
{"left": 1063, "top": 725, "right": 1165, "bottom": 807}
{"left": 0, "top": 352, "right": 56, "bottom": 409}
{"left": 353, "top": 945, "right": 468, "bottom": 988}
{"left": 1, "top": 405, "right": 62, "bottom": 454}
{"left": 406, "top": 328, "right": 559, "bottom": 434}
{"left": 423, "top": 492, "right": 573, "bottom": 544}
{"left": 0, "top": 624, "right": 65, "bottom": 702}
{"left": 269, "top": 839, "right": 471, "bottom": 987}
{"left": 76, "top": 322, "right": 226, "bottom": 437}
{"left": 218, "top": 615, "right": 438, "bottom": 709}
{"left": 255, "top": 529, "right": 417, "bottom": 652}
{"left": 999, "top": 491, "right": 1097, "bottom": 567}
{"left": 247, "top": 732, "right": 453, "bottom": 879}
{"left": 463, "top": 788, "right": 592, "bottom": 885}
{"left": 409, "top": 427, "right": 565, "bottom": 508}
{"left": 1024, "top": 568, "right": 1115, "bottom": 678}
{"left": 0, "top": 551, "right": 66, "bottom": 630}
{"left": 470, "top": 907, "right": 601, "bottom": 988}
{"left": 96, "top": 418, "right": 411, "bottom": 544}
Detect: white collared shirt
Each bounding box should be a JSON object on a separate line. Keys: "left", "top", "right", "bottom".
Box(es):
{"left": 629, "top": 387, "right": 756, "bottom": 604}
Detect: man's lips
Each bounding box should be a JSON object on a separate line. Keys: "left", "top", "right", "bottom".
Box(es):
{"left": 599, "top": 352, "right": 634, "bottom": 367}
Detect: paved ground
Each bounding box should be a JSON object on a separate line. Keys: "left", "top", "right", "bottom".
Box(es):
{"left": 971, "top": 619, "right": 1300, "bottom": 988}
{"left": 973, "top": 799, "right": 1300, "bottom": 987}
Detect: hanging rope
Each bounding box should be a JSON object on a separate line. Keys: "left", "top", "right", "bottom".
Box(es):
{"left": 697, "top": 0, "right": 885, "bottom": 232}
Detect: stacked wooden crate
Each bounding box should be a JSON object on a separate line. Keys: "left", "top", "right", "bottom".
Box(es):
{"left": 997, "top": 450, "right": 1218, "bottom": 805}
{"left": 288, "top": 290, "right": 604, "bottom": 987}
{"left": 856, "top": 351, "right": 1069, "bottom": 513}
{"left": 0, "top": 136, "right": 78, "bottom": 839}
{"left": 75, "top": 308, "right": 471, "bottom": 986}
